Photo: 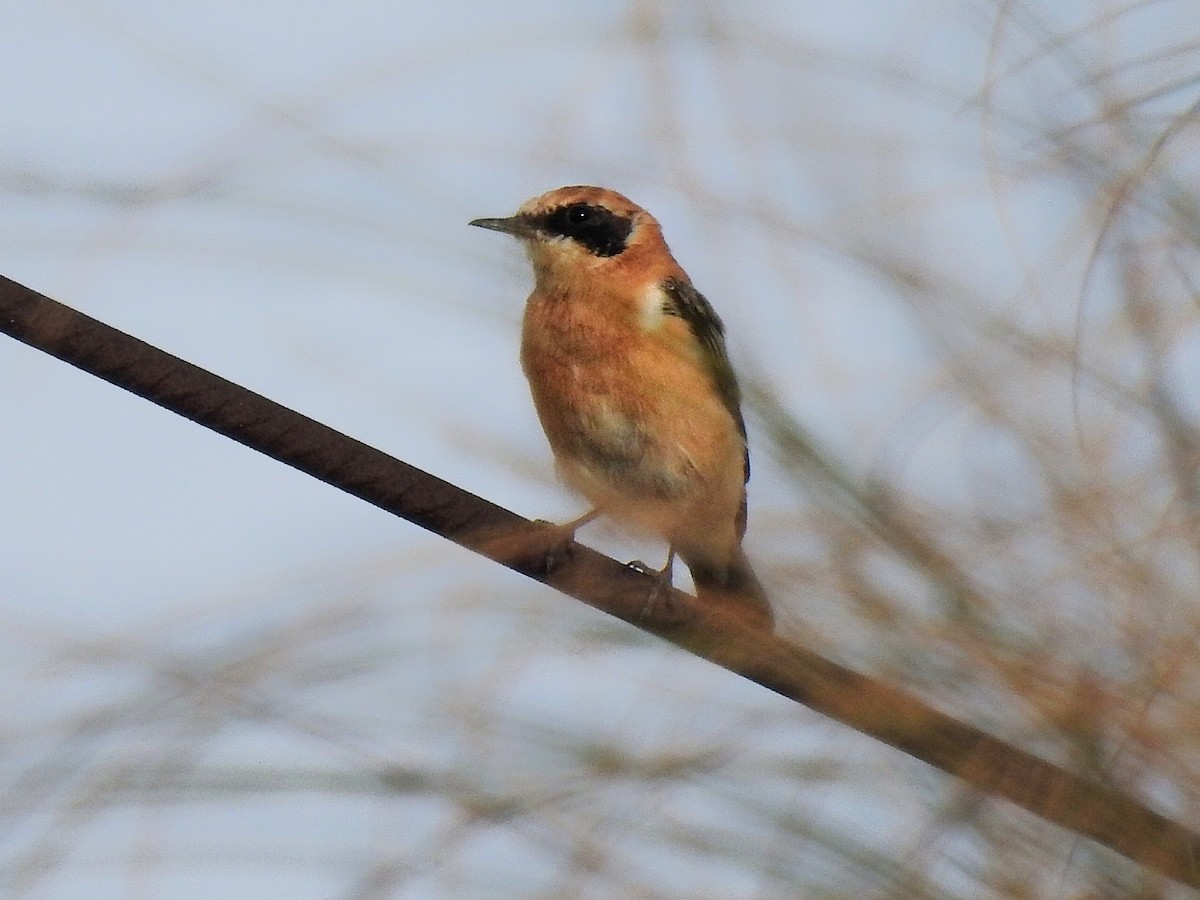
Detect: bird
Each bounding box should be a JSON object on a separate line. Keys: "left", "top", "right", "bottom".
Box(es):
{"left": 470, "top": 186, "right": 773, "bottom": 630}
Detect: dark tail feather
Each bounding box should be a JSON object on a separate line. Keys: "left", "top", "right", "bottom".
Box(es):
{"left": 685, "top": 548, "right": 775, "bottom": 631}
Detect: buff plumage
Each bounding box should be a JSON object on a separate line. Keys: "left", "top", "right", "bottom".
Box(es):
{"left": 471, "top": 186, "right": 773, "bottom": 630}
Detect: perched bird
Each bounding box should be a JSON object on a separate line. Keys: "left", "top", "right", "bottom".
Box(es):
{"left": 471, "top": 186, "right": 773, "bottom": 630}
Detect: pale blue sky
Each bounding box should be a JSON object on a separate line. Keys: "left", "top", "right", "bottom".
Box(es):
{"left": 3, "top": 1, "right": 1199, "bottom": 896}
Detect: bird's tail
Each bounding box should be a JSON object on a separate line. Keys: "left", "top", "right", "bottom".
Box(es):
{"left": 684, "top": 548, "right": 774, "bottom": 631}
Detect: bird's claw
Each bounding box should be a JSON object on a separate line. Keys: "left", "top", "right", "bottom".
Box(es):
{"left": 626, "top": 559, "right": 675, "bottom": 620}
{"left": 626, "top": 559, "right": 656, "bottom": 576}
{"left": 523, "top": 519, "right": 576, "bottom": 575}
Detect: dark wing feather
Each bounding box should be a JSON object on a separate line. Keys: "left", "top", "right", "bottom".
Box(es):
{"left": 661, "top": 277, "right": 750, "bottom": 484}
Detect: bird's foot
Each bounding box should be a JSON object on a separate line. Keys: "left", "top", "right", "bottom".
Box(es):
{"left": 629, "top": 550, "right": 677, "bottom": 620}
{"left": 520, "top": 519, "right": 576, "bottom": 575}
{"left": 517, "top": 510, "right": 600, "bottom": 576}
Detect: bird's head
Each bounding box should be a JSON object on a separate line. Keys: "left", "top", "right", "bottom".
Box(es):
{"left": 470, "top": 186, "right": 672, "bottom": 291}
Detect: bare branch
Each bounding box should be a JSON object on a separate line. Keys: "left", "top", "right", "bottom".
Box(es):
{"left": 2, "top": 273, "right": 1198, "bottom": 889}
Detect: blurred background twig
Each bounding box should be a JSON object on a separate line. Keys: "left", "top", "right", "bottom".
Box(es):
{"left": 3, "top": 1, "right": 1200, "bottom": 897}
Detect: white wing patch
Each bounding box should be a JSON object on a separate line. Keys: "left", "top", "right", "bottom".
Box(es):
{"left": 638, "top": 283, "right": 668, "bottom": 332}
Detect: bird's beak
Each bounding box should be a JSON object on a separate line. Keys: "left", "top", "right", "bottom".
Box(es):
{"left": 469, "top": 215, "right": 538, "bottom": 239}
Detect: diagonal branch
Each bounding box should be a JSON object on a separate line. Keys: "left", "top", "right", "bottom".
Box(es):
{"left": 1, "top": 273, "right": 1198, "bottom": 889}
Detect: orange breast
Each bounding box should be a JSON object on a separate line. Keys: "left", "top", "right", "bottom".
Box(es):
{"left": 519, "top": 283, "right": 746, "bottom": 559}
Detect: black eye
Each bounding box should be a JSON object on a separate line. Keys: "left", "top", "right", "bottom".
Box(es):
{"left": 537, "top": 201, "right": 633, "bottom": 257}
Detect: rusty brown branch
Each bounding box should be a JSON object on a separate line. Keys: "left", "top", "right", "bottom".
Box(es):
{"left": 2, "top": 273, "right": 1197, "bottom": 889}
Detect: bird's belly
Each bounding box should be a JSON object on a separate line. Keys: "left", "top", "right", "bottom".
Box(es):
{"left": 521, "top": 319, "right": 745, "bottom": 548}
{"left": 548, "top": 391, "right": 694, "bottom": 501}
{"left": 528, "top": 375, "right": 742, "bottom": 541}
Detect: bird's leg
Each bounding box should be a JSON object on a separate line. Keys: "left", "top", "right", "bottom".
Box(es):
{"left": 559, "top": 508, "right": 601, "bottom": 534}
{"left": 527, "top": 509, "right": 600, "bottom": 574}
{"left": 632, "top": 548, "right": 676, "bottom": 620}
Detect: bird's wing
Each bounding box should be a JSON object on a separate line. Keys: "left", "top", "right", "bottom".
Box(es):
{"left": 661, "top": 277, "right": 749, "bottom": 483}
